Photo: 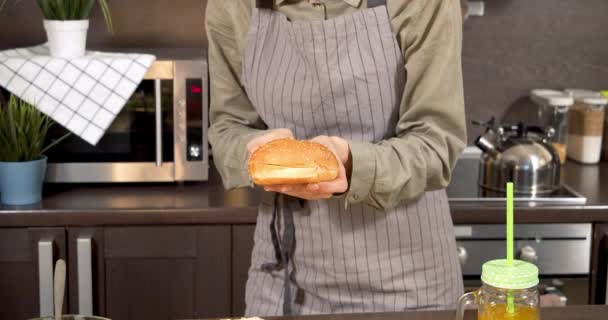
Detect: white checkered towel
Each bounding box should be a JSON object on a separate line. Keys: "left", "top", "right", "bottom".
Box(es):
{"left": 0, "top": 45, "right": 156, "bottom": 145}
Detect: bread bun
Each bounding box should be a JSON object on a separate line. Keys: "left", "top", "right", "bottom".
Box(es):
{"left": 248, "top": 138, "right": 339, "bottom": 185}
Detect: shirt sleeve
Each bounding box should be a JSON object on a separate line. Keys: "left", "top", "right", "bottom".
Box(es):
{"left": 206, "top": 0, "right": 267, "bottom": 190}
{"left": 344, "top": 0, "right": 467, "bottom": 209}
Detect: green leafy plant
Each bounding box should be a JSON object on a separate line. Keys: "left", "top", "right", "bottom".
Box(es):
{"left": 0, "top": 95, "right": 70, "bottom": 162}
{"left": 36, "top": 0, "right": 113, "bottom": 33}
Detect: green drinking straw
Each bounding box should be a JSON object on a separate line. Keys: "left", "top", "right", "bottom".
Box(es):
{"left": 507, "top": 182, "right": 514, "bottom": 266}
{"left": 506, "top": 182, "right": 515, "bottom": 314}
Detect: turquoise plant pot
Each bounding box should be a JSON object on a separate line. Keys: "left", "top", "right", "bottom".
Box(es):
{"left": 0, "top": 156, "right": 47, "bottom": 205}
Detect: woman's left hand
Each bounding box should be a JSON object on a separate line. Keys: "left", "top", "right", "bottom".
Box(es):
{"left": 263, "top": 136, "right": 351, "bottom": 200}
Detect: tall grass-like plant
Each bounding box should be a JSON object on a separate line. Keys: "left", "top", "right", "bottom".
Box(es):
{"left": 36, "top": 0, "right": 113, "bottom": 33}
{"left": 0, "top": 95, "right": 70, "bottom": 162}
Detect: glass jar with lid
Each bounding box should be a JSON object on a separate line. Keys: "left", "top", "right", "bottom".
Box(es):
{"left": 531, "top": 89, "right": 574, "bottom": 164}
{"left": 456, "top": 259, "right": 540, "bottom": 320}
{"left": 564, "top": 89, "right": 607, "bottom": 164}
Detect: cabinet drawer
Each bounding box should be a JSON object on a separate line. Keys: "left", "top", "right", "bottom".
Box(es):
{"left": 105, "top": 226, "right": 197, "bottom": 258}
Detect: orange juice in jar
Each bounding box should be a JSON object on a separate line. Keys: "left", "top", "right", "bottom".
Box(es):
{"left": 479, "top": 304, "right": 539, "bottom": 320}
{"left": 456, "top": 260, "right": 540, "bottom": 320}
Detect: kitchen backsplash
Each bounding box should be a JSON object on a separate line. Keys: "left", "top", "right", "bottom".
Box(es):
{"left": 0, "top": 0, "right": 208, "bottom": 49}
{"left": 1, "top": 0, "right": 607, "bottom": 143}
{"left": 462, "top": 0, "right": 608, "bottom": 142}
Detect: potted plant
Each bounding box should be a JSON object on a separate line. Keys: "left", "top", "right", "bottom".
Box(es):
{"left": 0, "top": 95, "right": 69, "bottom": 205}
{"left": 1, "top": 0, "right": 113, "bottom": 58}
{"left": 39, "top": 0, "right": 113, "bottom": 58}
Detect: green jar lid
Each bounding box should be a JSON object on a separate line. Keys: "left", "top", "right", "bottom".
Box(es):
{"left": 481, "top": 259, "right": 539, "bottom": 290}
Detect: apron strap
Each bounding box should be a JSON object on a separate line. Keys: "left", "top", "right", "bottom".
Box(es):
{"left": 261, "top": 193, "right": 299, "bottom": 316}
{"left": 261, "top": 194, "right": 284, "bottom": 272}
{"left": 367, "top": 0, "right": 387, "bottom": 8}
{"left": 280, "top": 196, "right": 297, "bottom": 315}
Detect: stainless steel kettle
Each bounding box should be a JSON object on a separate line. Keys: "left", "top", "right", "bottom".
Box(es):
{"left": 474, "top": 118, "right": 561, "bottom": 195}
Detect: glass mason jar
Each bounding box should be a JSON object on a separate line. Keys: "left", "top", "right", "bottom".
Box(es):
{"left": 565, "top": 89, "right": 607, "bottom": 164}
{"left": 456, "top": 259, "right": 540, "bottom": 320}
{"left": 531, "top": 89, "right": 574, "bottom": 164}
{"left": 538, "top": 103, "right": 570, "bottom": 164}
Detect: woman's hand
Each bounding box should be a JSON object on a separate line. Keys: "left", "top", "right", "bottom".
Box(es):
{"left": 264, "top": 136, "right": 351, "bottom": 200}
{"left": 246, "top": 128, "right": 294, "bottom": 159}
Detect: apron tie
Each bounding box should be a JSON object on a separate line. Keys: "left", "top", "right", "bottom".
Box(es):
{"left": 261, "top": 193, "right": 299, "bottom": 315}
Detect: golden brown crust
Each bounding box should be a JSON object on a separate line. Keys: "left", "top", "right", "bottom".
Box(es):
{"left": 248, "top": 138, "right": 339, "bottom": 185}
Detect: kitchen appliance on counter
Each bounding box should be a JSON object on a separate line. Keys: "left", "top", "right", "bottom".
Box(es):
{"left": 456, "top": 223, "right": 592, "bottom": 305}
{"left": 474, "top": 119, "right": 562, "bottom": 196}
{"left": 38, "top": 48, "right": 208, "bottom": 183}
{"left": 447, "top": 148, "right": 587, "bottom": 205}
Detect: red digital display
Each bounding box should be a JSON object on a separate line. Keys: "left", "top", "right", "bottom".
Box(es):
{"left": 190, "top": 84, "right": 202, "bottom": 94}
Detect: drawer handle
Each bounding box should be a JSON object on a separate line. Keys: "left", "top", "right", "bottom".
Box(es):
{"left": 77, "top": 237, "right": 93, "bottom": 315}
{"left": 38, "top": 240, "right": 54, "bottom": 317}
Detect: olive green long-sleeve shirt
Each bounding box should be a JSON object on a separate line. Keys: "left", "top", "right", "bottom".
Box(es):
{"left": 206, "top": 0, "right": 466, "bottom": 210}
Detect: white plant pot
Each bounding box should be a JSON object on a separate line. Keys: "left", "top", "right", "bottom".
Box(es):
{"left": 43, "top": 19, "right": 89, "bottom": 59}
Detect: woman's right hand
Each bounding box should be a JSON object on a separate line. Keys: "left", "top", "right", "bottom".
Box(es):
{"left": 246, "top": 128, "right": 294, "bottom": 159}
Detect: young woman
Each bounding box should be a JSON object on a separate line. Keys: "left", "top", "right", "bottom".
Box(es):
{"left": 206, "top": 0, "right": 467, "bottom": 315}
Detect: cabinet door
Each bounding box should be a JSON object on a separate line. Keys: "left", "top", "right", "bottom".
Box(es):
{"left": 232, "top": 225, "right": 256, "bottom": 316}
{"left": 0, "top": 228, "right": 66, "bottom": 319}
{"left": 103, "top": 226, "right": 231, "bottom": 320}
{"left": 591, "top": 224, "right": 608, "bottom": 304}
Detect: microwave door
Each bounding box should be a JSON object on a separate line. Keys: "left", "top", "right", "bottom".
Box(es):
{"left": 45, "top": 74, "right": 176, "bottom": 182}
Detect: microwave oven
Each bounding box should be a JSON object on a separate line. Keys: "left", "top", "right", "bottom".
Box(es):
{"left": 36, "top": 48, "right": 209, "bottom": 183}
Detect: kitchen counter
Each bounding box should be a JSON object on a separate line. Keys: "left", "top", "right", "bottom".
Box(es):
{"left": 0, "top": 162, "right": 607, "bottom": 227}
{"left": 197, "top": 306, "right": 608, "bottom": 320}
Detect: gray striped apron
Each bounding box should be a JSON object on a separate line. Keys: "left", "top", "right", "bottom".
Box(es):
{"left": 241, "top": 0, "right": 463, "bottom": 316}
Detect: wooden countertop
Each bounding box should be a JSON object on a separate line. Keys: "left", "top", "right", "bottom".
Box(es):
{"left": 195, "top": 306, "right": 608, "bottom": 320}
{"left": 0, "top": 162, "right": 607, "bottom": 227}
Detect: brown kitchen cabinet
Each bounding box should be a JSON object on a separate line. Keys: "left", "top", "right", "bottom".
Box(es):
{"left": 1, "top": 225, "right": 235, "bottom": 320}
{"left": 101, "top": 226, "right": 232, "bottom": 320}
{"left": 591, "top": 224, "right": 608, "bottom": 304}
{"left": 0, "top": 228, "right": 67, "bottom": 320}
{"left": 232, "top": 225, "right": 256, "bottom": 316}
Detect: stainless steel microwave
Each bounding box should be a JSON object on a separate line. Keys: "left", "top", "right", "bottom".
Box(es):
{"left": 42, "top": 49, "right": 209, "bottom": 183}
